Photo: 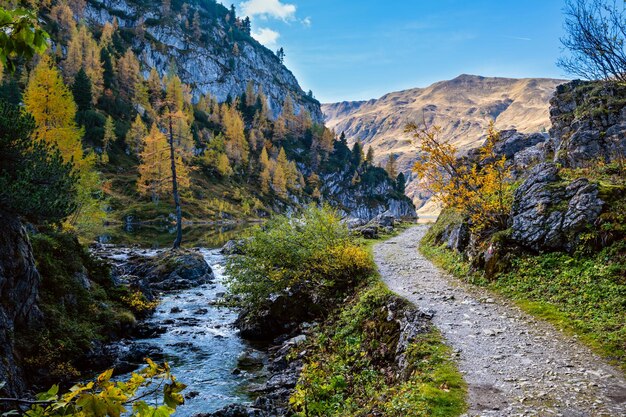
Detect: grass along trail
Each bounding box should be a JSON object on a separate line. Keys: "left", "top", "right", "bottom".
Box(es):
{"left": 374, "top": 226, "right": 626, "bottom": 417}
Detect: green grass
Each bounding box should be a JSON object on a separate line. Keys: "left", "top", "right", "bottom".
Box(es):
{"left": 288, "top": 225, "right": 467, "bottom": 417}
{"left": 290, "top": 282, "right": 467, "bottom": 417}
{"left": 420, "top": 235, "right": 626, "bottom": 373}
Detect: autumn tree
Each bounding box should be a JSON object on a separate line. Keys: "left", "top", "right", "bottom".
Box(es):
{"left": 385, "top": 154, "right": 398, "bottom": 178}
{"left": 221, "top": 102, "right": 249, "bottom": 168}
{"left": 117, "top": 48, "right": 141, "bottom": 99}
{"left": 65, "top": 25, "right": 103, "bottom": 101}
{"left": 138, "top": 124, "right": 168, "bottom": 203}
{"left": 408, "top": 122, "right": 513, "bottom": 234}
{"left": 101, "top": 116, "right": 115, "bottom": 164}
{"left": 192, "top": 11, "right": 202, "bottom": 41}
{"left": 24, "top": 55, "right": 104, "bottom": 234}
{"left": 126, "top": 114, "right": 148, "bottom": 156}
{"left": 201, "top": 134, "right": 233, "bottom": 177}
{"left": 272, "top": 162, "right": 287, "bottom": 198}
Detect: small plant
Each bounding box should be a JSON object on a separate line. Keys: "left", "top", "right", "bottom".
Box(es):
{"left": 122, "top": 290, "right": 159, "bottom": 317}
{"left": 1, "top": 360, "right": 185, "bottom": 417}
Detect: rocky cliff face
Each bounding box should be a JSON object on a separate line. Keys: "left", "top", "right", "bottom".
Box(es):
{"left": 427, "top": 79, "right": 625, "bottom": 269}
{"left": 321, "top": 168, "right": 416, "bottom": 220}
{"left": 322, "top": 75, "right": 566, "bottom": 215}
{"left": 85, "top": 0, "right": 322, "bottom": 121}
{"left": 0, "top": 213, "right": 42, "bottom": 397}
{"left": 549, "top": 81, "right": 626, "bottom": 168}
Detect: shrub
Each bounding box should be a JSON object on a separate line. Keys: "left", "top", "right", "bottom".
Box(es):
{"left": 226, "top": 206, "right": 374, "bottom": 310}
{"left": 14, "top": 360, "right": 185, "bottom": 417}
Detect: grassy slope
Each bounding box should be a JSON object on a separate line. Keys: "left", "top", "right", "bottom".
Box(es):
{"left": 290, "top": 227, "right": 467, "bottom": 417}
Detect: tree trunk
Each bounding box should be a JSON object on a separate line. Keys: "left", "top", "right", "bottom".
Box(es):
{"left": 168, "top": 116, "right": 183, "bottom": 249}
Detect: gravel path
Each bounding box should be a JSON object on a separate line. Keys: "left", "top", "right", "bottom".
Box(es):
{"left": 374, "top": 226, "right": 626, "bottom": 417}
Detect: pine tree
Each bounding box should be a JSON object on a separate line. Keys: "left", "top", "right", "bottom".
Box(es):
{"left": 396, "top": 172, "right": 406, "bottom": 194}
{"left": 366, "top": 146, "right": 375, "bottom": 165}
{"left": 126, "top": 114, "right": 148, "bottom": 156}
{"left": 351, "top": 141, "right": 364, "bottom": 167}
{"left": 101, "top": 115, "right": 115, "bottom": 164}
{"left": 0, "top": 100, "right": 77, "bottom": 224}
{"left": 72, "top": 67, "right": 92, "bottom": 112}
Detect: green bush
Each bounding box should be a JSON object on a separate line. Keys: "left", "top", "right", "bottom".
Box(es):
{"left": 226, "top": 206, "right": 374, "bottom": 310}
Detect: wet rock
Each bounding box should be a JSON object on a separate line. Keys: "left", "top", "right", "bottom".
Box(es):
{"left": 122, "top": 250, "right": 214, "bottom": 293}
{"left": 198, "top": 404, "right": 264, "bottom": 417}
{"left": 170, "top": 306, "right": 182, "bottom": 313}
{"left": 237, "top": 349, "right": 265, "bottom": 370}
{"left": 221, "top": 240, "right": 246, "bottom": 256}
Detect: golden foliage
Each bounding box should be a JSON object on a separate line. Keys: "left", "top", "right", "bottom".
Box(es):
{"left": 409, "top": 122, "right": 513, "bottom": 233}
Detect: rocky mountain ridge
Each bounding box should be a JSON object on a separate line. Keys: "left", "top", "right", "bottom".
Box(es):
{"left": 323, "top": 75, "right": 567, "bottom": 215}
{"left": 85, "top": 0, "right": 323, "bottom": 121}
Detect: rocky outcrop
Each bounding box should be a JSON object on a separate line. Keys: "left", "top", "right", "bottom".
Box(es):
{"left": 549, "top": 81, "right": 626, "bottom": 168}
{"left": 510, "top": 163, "right": 604, "bottom": 252}
{"left": 321, "top": 168, "right": 416, "bottom": 222}
{"left": 84, "top": 0, "right": 323, "bottom": 122}
{"left": 0, "top": 212, "right": 43, "bottom": 397}
{"left": 97, "top": 247, "right": 214, "bottom": 295}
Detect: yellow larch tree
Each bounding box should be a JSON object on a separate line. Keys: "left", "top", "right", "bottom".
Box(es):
{"left": 24, "top": 55, "right": 104, "bottom": 234}
{"left": 137, "top": 124, "right": 171, "bottom": 203}
{"left": 221, "top": 102, "right": 249, "bottom": 167}
{"left": 126, "top": 114, "right": 148, "bottom": 156}
{"left": 65, "top": 25, "right": 104, "bottom": 101}
{"left": 117, "top": 48, "right": 141, "bottom": 99}
{"left": 408, "top": 121, "right": 513, "bottom": 234}
{"left": 101, "top": 115, "right": 115, "bottom": 164}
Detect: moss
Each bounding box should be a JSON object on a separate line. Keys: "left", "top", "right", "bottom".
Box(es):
{"left": 290, "top": 282, "right": 467, "bottom": 417}
{"left": 15, "top": 231, "right": 136, "bottom": 386}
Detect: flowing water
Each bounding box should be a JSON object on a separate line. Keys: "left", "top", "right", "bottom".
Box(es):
{"left": 105, "top": 225, "right": 263, "bottom": 416}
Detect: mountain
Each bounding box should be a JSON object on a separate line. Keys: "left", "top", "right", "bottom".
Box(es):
{"left": 322, "top": 75, "right": 567, "bottom": 218}
{"left": 85, "top": 0, "right": 322, "bottom": 121}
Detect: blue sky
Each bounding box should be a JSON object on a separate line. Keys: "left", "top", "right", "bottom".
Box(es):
{"left": 234, "top": 0, "right": 568, "bottom": 103}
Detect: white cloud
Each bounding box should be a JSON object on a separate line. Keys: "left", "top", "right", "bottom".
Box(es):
{"left": 240, "top": 0, "right": 296, "bottom": 21}
{"left": 301, "top": 16, "right": 312, "bottom": 27}
{"left": 252, "top": 27, "right": 281, "bottom": 47}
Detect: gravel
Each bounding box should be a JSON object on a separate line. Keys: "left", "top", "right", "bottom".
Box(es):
{"left": 374, "top": 226, "right": 626, "bottom": 417}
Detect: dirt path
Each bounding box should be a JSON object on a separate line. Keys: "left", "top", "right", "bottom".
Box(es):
{"left": 374, "top": 226, "right": 626, "bottom": 417}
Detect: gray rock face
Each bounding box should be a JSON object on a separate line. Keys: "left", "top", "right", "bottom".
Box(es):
{"left": 549, "top": 81, "right": 626, "bottom": 168}
{"left": 84, "top": 0, "right": 323, "bottom": 122}
{"left": 0, "top": 213, "right": 43, "bottom": 397}
{"left": 511, "top": 163, "right": 604, "bottom": 251}
{"left": 321, "top": 169, "right": 417, "bottom": 221}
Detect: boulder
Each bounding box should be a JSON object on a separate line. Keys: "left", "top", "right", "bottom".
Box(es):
{"left": 370, "top": 210, "right": 396, "bottom": 228}
{"left": 511, "top": 163, "right": 604, "bottom": 251}
{"left": 122, "top": 250, "right": 214, "bottom": 293}
{"left": 221, "top": 240, "right": 246, "bottom": 256}
{"left": 446, "top": 222, "right": 470, "bottom": 253}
